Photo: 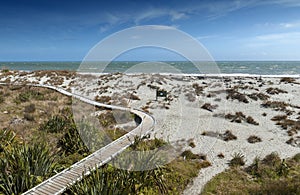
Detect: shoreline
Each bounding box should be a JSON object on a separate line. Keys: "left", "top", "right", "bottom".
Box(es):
{"left": 3, "top": 69, "right": 300, "bottom": 78}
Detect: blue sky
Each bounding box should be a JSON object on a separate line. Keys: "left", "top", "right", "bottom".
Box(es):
{"left": 1, "top": 0, "right": 300, "bottom": 61}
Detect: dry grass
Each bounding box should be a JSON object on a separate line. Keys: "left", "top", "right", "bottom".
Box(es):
{"left": 221, "top": 130, "right": 237, "bottom": 141}
{"left": 226, "top": 89, "right": 249, "bottom": 103}
{"left": 201, "top": 103, "right": 218, "bottom": 112}
{"left": 202, "top": 130, "right": 237, "bottom": 142}
{"left": 280, "top": 77, "right": 299, "bottom": 84}
{"left": 0, "top": 85, "right": 71, "bottom": 143}
{"left": 217, "top": 153, "right": 225, "bottom": 159}
{"left": 192, "top": 83, "right": 204, "bottom": 96}
{"left": 247, "top": 92, "right": 270, "bottom": 101}
{"left": 271, "top": 114, "right": 300, "bottom": 136}
{"left": 261, "top": 100, "right": 290, "bottom": 112}
{"left": 225, "top": 112, "right": 259, "bottom": 125}
{"left": 247, "top": 135, "right": 262, "bottom": 143}
{"left": 266, "top": 87, "right": 288, "bottom": 95}
{"left": 95, "top": 95, "right": 111, "bottom": 104}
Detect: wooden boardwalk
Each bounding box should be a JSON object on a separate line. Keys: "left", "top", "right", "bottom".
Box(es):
{"left": 20, "top": 85, "right": 156, "bottom": 195}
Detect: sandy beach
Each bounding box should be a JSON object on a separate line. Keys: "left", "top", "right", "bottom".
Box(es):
{"left": 1, "top": 70, "right": 300, "bottom": 194}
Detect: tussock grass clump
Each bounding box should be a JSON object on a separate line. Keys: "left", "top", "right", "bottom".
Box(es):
{"left": 266, "top": 87, "right": 288, "bottom": 95}
{"left": 248, "top": 92, "right": 270, "bottom": 101}
{"left": 287, "top": 128, "right": 298, "bottom": 136}
{"left": 246, "top": 116, "right": 259, "bottom": 125}
{"left": 129, "top": 93, "right": 140, "bottom": 100}
{"left": 226, "top": 89, "right": 249, "bottom": 103}
{"left": 24, "top": 103, "right": 36, "bottom": 113}
{"left": 192, "top": 83, "right": 204, "bottom": 96}
{"left": 225, "top": 112, "right": 259, "bottom": 125}
{"left": 188, "top": 139, "right": 196, "bottom": 148}
{"left": 280, "top": 77, "right": 297, "bottom": 84}
{"left": 225, "top": 112, "right": 246, "bottom": 123}
{"left": 23, "top": 113, "right": 34, "bottom": 121}
{"left": 201, "top": 103, "right": 218, "bottom": 112}
{"left": 247, "top": 135, "right": 262, "bottom": 143}
{"left": 181, "top": 150, "right": 207, "bottom": 160}
{"left": 202, "top": 130, "right": 237, "bottom": 142}
{"left": 95, "top": 95, "right": 111, "bottom": 104}
{"left": 261, "top": 100, "right": 289, "bottom": 112}
{"left": 286, "top": 136, "right": 300, "bottom": 147}
{"left": 0, "top": 94, "right": 4, "bottom": 104}
{"left": 185, "top": 92, "right": 196, "bottom": 102}
{"left": 271, "top": 114, "right": 300, "bottom": 135}
{"left": 271, "top": 115, "right": 287, "bottom": 121}
{"left": 262, "top": 152, "right": 281, "bottom": 167}
{"left": 228, "top": 152, "right": 245, "bottom": 167}
{"left": 222, "top": 130, "right": 237, "bottom": 141}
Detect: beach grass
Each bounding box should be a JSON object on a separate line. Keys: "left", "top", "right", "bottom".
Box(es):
{"left": 202, "top": 153, "right": 300, "bottom": 195}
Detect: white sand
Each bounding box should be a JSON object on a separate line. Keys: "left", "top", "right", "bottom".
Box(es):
{"left": 1, "top": 71, "right": 300, "bottom": 194}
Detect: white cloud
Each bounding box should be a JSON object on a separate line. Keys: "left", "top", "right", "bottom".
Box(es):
{"left": 197, "top": 35, "right": 218, "bottom": 40}
{"left": 170, "top": 11, "right": 187, "bottom": 21}
{"left": 280, "top": 21, "right": 300, "bottom": 28}
{"left": 256, "top": 32, "right": 300, "bottom": 41}
{"left": 272, "top": 0, "right": 300, "bottom": 7}
{"left": 245, "top": 32, "right": 300, "bottom": 48}
{"left": 134, "top": 8, "right": 189, "bottom": 24}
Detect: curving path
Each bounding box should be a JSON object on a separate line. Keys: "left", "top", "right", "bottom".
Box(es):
{"left": 7, "top": 84, "right": 156, "bottom": 195}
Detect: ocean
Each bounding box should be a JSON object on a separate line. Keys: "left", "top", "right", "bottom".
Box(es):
{"left": 1, "top": 61, "right": 300, "bottom": 75}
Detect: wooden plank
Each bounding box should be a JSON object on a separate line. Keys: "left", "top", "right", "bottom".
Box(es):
{"left": 33, "top": 188, "right": 52, "bottom": 195}
{"left": 43, "top": 183, "right": 63, "bottom": 192}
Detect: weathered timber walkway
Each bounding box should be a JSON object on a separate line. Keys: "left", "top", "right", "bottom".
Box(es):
{"left": 12, "top": 84, "right": 156, "bottom": 195}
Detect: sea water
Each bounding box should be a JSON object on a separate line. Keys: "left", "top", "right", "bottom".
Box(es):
{"left": 1, "top": 61, "right": 300, "bottom": 75}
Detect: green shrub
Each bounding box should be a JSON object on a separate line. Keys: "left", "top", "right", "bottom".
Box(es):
{"left": 0, "top": 143, "right": 57, "bottom": 194}
{"left": 0, "top": 95, "right": 4, "bottom": 104}
{"left": 24, "top": 113, "right": 34, "bottom": 121}
{"left": 57, "top": 125, "right": 89, "bottom": 156}
{"left": 0, "top": 129, "right": 15, "bottom": 153}
{"left": 228, "top": 152, "right": 245, "bottom": 167}
{"left": 40, "top": 115, "right": 68, "bottom": 133}
{"left": 24, "top": 103, "right": 36, "bottom": 113}
{"left": 14, "top": 90, "right": 45, "bottom": 104}
{"left": 293, "top": 153, "right": 300, "bottom": 162}
{"left": 181, "top": 150, "right": 206, "bottom": 160}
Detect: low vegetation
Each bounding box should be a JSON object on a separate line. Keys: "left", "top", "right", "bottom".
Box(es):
{"left": 0, "top": 85, "right": 211, "bottom": 194}
{"left": 228, "top": 152, "right": 245, "bottom": 167}
{"left": 261, "top": 100, "right": 290, "bottom": 113}
{"left": 201, "top": 103, "right": 218, "bottom": 112}
{"left": 247, "top": 92, "right": 269, "bottom": 101}
{"left": 247, "top": 135, "right": 262, "bottom": 143}
{"left": 203, "top": 153, "right": 300, "bottom": 195}
{"left": 226, "top": 89, "right": 249, "bottom": 103}
{"left": 202, "top": 130, "right": 237, "bottom": 142}
{"left": 224, "top": 112, "right": 259, "bottom": 125}
{"left": 271, "top": 114, "right": 300, "bottom": 140}
{"left": 280, "top": 77, "right": 297, "bottom": 84}
{"left": 65, "top": 138, "right": 211, "bottom": 195}
{"left": 266, "top": 87, "right": 288, "bottom": 95}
